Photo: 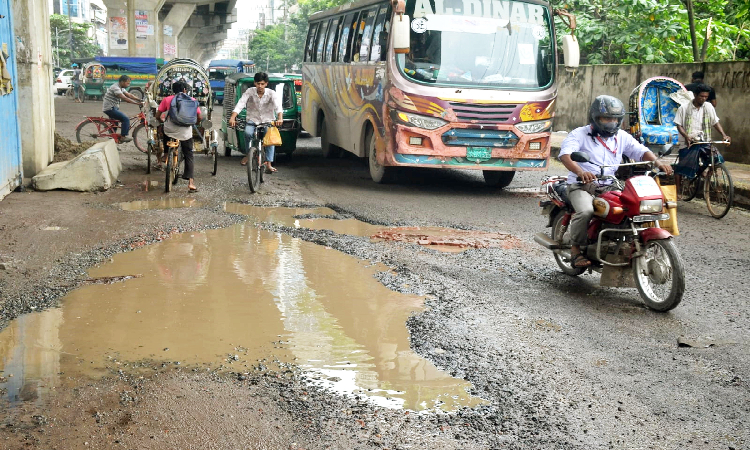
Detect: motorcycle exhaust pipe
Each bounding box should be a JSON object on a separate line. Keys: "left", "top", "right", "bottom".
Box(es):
{"left": 534, "top": 233, "right": 568, "bottom": 250}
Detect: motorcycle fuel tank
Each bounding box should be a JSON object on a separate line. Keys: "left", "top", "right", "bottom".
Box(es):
{"left": 593, "top": 191, "right": 626, "bottom": 223}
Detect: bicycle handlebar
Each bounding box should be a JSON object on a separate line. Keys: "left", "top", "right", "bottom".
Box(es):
{"left": 689, "top": 140, "right": 730, "bottom": 145}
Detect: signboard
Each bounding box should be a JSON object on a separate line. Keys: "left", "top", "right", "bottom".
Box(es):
{"left": 109, "top": 17, "right": 128, "bottom": 50}
{"left": 135, "top": 10, "right": 152, "bottom": 39}
{"left": 164, "top": 43, "right": 176, "bottom": 55}
{"left": 164, "top": 25, "right": 173, "bottom": 37}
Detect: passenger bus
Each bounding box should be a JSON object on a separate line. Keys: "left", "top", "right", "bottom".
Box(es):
{"left": 301, "top": 0, "right": 579, "bottom": 186}
{"left": 208, "top": 59, "right": 256, "bottom": 105}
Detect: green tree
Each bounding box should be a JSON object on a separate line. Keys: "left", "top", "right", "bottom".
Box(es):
{"left": 552, "top": 0, "right": 750, "bottom": 64}
{"left": 248, "top": 0, "right": 349, "bottom": 72}
{"left": 50, "top": 14, "right": 103, "bottom": 68}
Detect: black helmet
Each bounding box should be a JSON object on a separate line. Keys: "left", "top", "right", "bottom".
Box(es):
{"left": 589, "top": 95, "right": 624, "bottom": 138}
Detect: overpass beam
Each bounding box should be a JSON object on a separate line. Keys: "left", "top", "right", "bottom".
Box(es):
{"left": 160, "top": 3, "right": 195, "bottom": 60}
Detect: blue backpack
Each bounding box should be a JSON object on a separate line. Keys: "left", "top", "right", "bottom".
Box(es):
{"left": 168, "top": 92, "right": 199, "bottom": 127}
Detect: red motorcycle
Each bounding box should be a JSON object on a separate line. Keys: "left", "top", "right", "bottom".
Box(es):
{"left": 535, "top": 152, "right": 685, "bottom": 312}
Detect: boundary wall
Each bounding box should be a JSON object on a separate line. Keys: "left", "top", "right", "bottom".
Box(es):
{"left": 555, "top": 62, "right": 750, "bottom": 164}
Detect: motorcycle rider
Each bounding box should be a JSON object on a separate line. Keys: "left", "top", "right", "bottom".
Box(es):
{"left": 559, "top": 95, "right": 674, "bottom": 268}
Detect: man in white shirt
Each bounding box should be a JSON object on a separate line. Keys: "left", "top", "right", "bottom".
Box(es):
{"left": 673, "top": 84, "right": 729, "bottom": 148}
{"left": 559, "top": 95, "right": 673, "bottom": 268}
{"left": 228, "top": 72, "right": 283, "bottom": 173}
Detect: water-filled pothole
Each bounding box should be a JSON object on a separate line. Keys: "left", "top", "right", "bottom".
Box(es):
{"left": 118, "top": 198, "right": 203, "bottom": 211}
{"left": 0, "top": 220, "right": 484, "bottom": 410}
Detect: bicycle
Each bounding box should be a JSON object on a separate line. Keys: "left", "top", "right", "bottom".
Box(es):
{"left": 66, "top": 83, "right": 86, "bottom": 102}
{"left": 164, "top": 137, "right": 184, "bottom": 193}
{"left": 246, "top": 122, "right": 273, "bottom": 193}
{"left": 675, "top": 140, "right": 734, "bottom": 219}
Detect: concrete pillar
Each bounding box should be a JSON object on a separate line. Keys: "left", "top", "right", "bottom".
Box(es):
{"left": 12, "top": 0, "right": 55, "bottom": 177}
{"left": 178, "top": 28, "right": 200, "bottom": 59}
{"left": 102, "top": 0, "right": 165, "bottom": 57}
{"left": 159, "top": 3, "right": 195, "bottom": 60}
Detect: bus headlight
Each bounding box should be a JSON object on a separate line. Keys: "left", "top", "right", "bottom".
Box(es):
{"left": 515, "top": 119, "right": 553, "bottom": 134}
{"left": 391, "top": 110, "right": 448, "bottom": 130}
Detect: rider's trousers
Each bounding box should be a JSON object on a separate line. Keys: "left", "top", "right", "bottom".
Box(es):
{"left": 567, "top": 183, "right": 618, "bottom": 246}
{"left": 103, "top": 107, "right": 130, "bottom": 136}
{"left": 244, "top": 123, "right": 275, "bottom": 163}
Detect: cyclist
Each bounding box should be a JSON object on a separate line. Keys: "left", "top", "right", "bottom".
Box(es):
{"left": 559, "top": 95, "right": 673, "bottom": 268}
{"left": 71, "top": 63, "right": 82, "bottom": 103}
{"left": 228, "top": 72, "right": 283, "bottom": 173}
{"left": 673, "top": 84, "right": 730, "bottom": 179}
{"left": 157, "top": 81, "right": 202, "bottom": 192}
{"left": 102, "top": 75, "right": 143, "bottom": 143}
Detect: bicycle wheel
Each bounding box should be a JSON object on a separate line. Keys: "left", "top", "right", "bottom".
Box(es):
{"left": 677, "top": 174, "right": 699, "bottom": 201}
{"left": 212, "top": 147, "right": 218, "bottom": 176}
{"left": 247, "top": 147, "right": 261, "bottom": 193}
{"left": 704, "top": 163, "right": 734, "bottom": 219}
{"left": 131, "top": 124, "right": 148, "bottom": 153}
{"left": 75, "top": 118, "right": 110, "bottom": 144}
{"left": 66, "top": 87, "right": 73, "bottom": 99}
{"left": 146, "top": 142, "right": 153, "bottom": 174}
{"left": 165, "top": 148, "right": 174, "bottom": 193}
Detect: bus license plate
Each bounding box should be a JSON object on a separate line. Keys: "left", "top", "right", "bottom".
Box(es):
{"left": 466, "top": 147, "right": 492, "bottom": 160}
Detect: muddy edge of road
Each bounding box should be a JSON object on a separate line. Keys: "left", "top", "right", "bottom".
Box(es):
{"left": 0, "top": 181, "right": 581, "bottom": 448}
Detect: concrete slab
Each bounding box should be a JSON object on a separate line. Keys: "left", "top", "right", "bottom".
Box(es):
{"left": 32, "top": 140, "right": 121, "bottom": 192}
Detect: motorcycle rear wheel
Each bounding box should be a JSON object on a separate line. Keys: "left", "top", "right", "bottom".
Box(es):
{"left": 551, "top": 211, "right": 586, "bottom": 276}
{"left": 633, "top": 238, "right": 685, "bottom": 312}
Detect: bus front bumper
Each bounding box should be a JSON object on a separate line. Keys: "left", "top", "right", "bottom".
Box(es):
{"left": 389, "top": 124, "right": 550, "bottom": 170}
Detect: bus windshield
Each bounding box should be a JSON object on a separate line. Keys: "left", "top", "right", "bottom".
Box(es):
{"left": 398, "top": 0, "right": 554, "bottom": 89}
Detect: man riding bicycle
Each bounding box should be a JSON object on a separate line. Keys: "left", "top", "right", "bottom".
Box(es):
{"left": 559, "top": 95, "right": 673, "bottom": 268}
{"left": 102, "top": 75, "right": 144, "bottom": 143}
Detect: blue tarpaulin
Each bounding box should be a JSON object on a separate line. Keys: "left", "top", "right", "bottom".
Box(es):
{"left": 95, "top": 56, "right": 158, "bottom": 74}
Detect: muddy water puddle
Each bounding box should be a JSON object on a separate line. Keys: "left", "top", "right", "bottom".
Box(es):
{"left": 225, "top": 204, "right": 518, "bottom": 250}
{"left": 0, "top": 219, "right": 484, "bottom": 411}
{"left": 118, "top": 197, "right": 203, "bottom": 211}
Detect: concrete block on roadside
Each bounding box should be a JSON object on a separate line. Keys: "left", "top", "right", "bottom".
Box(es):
{"left": 32, "top": 140, "right": 121, "bottom": 192}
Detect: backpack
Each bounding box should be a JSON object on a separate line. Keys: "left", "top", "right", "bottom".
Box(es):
{"left": 168, "top": 92, "right": 199, "bottom": 127}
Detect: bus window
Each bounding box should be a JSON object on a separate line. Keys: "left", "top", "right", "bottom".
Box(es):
{"left": 370, "top": 6, "right": 391, "bottom": 62}
{"left": 338, "top": 13, "right": 357, "bottom": 62}
{"left": 354, "top": 8, "right": 377, "bottom": 62}
{"left": 315, "top": 20, "right": 330, "bottom": 62}
{"left": 324, "top": 18, "right": 340, "bottom": 62}
{"left": 305, "top": 23, "right": 319, "bottom": 62}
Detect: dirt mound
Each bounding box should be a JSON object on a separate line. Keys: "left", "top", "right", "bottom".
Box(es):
{"left": 372, "top": 226, "right": 521, "bottom": 249}
{"left": 54, "top": 132, "right": 95, "bottom": 162}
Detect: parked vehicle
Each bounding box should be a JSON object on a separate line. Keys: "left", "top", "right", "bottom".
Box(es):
{"left": 221, "top": 73, "right": 300, "bottom": 158}
{"left": 535, "top": 152, "right": 685, "bottom": 312}
{"left": 301, "top": 0, "right": 579, "bottom": 185}
{"left": 54, "top": 69, "right": 74, "bottom": 95}
{"left": 207, "top": 59, "right": 255, "bottom": 105}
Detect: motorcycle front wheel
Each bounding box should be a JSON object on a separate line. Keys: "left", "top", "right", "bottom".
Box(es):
{"left": 633, "top": 238, "right": 685, "bottom": 312}
{"left": 551, "top": 211, "right": 586, "bottom": 276}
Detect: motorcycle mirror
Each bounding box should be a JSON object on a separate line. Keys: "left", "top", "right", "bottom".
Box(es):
{"left": 570, "top": 152, "right": 590, "bottom": 163}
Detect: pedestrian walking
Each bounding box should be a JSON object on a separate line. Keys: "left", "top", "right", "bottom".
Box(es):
{"left": 157, "top": 80, "right": 202, "bottom": 193}
{"left": 71, "top": 63, "right": 82, "bottom": 103}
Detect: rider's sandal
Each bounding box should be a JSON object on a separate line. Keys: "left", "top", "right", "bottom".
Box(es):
{"left": 240, "top": 157, "right": 248, "bottom": 166}
{"left": 571, "top": 254, "right": 592, "bottom": 268}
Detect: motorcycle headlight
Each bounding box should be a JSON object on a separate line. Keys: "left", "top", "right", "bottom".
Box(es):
{"left": 390, "top": 110, "right": 448, "bottom": 130}
{"left": 639, "top": 199, "right": 663, "bottom": 213}
{"left": 515, "top": 119, "right": 553, "bottom": 134}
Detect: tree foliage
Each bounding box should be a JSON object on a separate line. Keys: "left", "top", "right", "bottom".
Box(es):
{"left": 553, "top": 0, "right": 750, "bottom": 64}
{"left": 248, "top": 0, "right": 349, "bottom": 72}
{"left": 50, "top": 14, "right": 102, "bottom": 68}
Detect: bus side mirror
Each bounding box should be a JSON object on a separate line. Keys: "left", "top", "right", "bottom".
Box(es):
{"left": 393, "top": 14, "right": 411, "bottom": 54}
{"left": 562, "top": 35, "right": 579, "bottom": 69}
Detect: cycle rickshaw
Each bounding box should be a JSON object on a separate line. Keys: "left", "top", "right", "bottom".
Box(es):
{"left": 140, "top": 59, "right": 218, "bottom": 191}
{"left": 81, "top": 62, "right": 107, "bottom": 102}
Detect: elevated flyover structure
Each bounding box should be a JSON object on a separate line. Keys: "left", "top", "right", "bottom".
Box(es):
{"left": 102, "top": 0, "right": 236, "bottom": 64}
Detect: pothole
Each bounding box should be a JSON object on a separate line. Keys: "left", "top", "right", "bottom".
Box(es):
{"left": 117, "top": 198, "right": 203, "bottom": 211}
{"left": 0, "top": 219, "right": 485, "bottom": 411}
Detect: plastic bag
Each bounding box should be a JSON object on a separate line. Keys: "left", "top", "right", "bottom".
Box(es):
{"left": 263, "top": 126, "right": 282, "bottom": 146}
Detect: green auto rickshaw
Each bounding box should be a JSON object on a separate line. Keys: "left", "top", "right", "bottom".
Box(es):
{"left": 221, "top": 73, "right": 300, "bottom": 158}
{"left": 81, "top": 62, "right": 106, "bottom": 101}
